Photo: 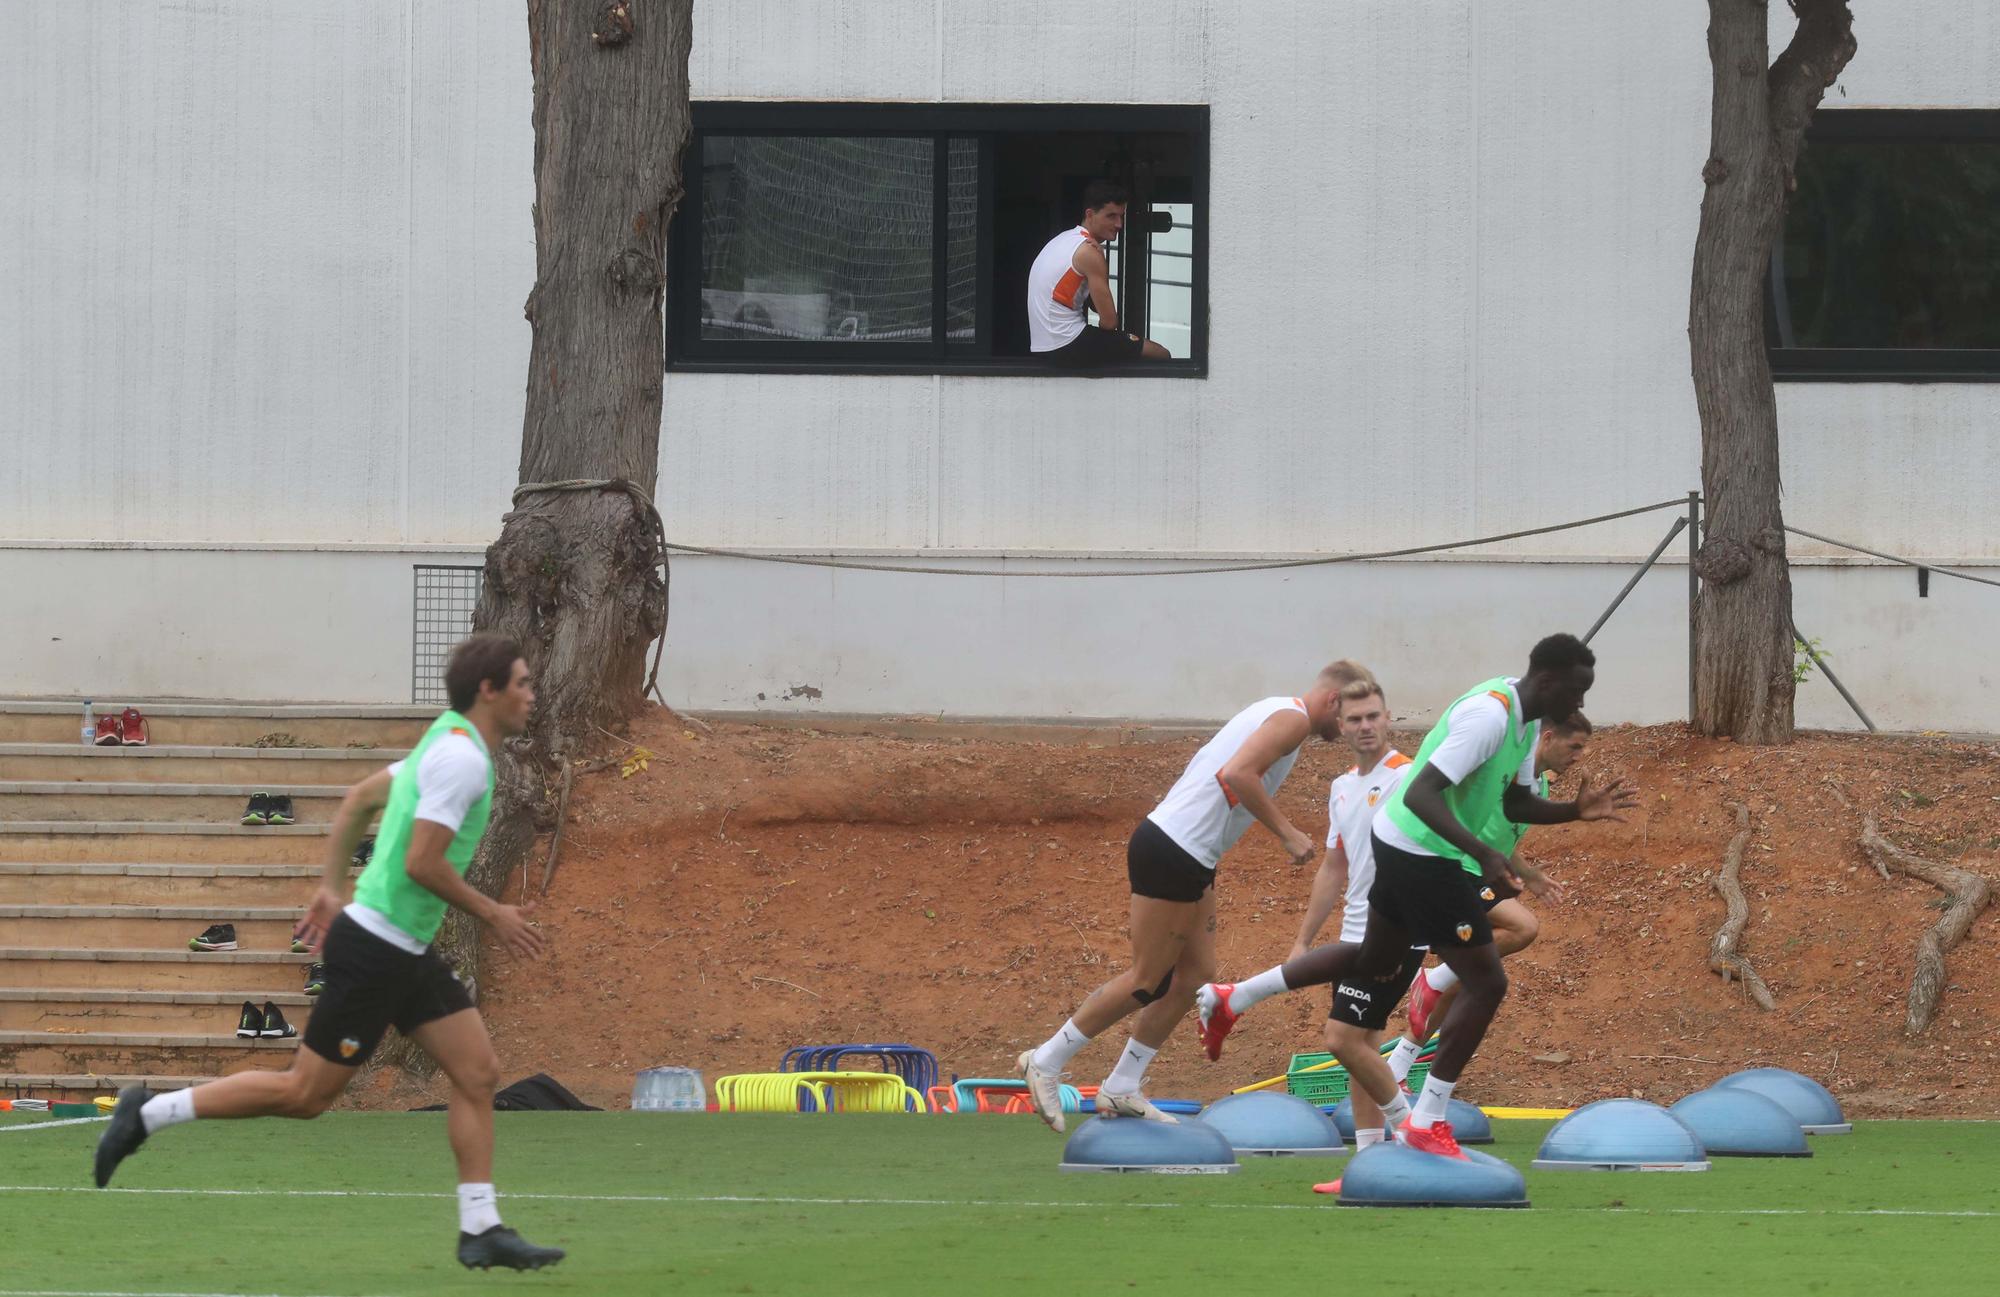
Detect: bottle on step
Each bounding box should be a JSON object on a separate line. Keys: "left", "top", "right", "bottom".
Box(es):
{"left": 81, "top": 700, "right": 94, "bottom": 746}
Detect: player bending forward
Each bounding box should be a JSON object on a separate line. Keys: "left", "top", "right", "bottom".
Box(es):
{"left": 94, "top": 634, "right": 565, "bottom": 1271}
{"left": 1017, "top": 661, "right": 1374, "bottom": 1132}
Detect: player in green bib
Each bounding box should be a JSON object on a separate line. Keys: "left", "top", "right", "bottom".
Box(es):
{"left": 95, "top": 634, "right": 565, "bottom": 1271}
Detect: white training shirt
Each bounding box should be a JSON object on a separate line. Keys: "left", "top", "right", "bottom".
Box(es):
{"left": 1328, "top": 749, "right": 1414, "bottom": 943}
{"left": 344, "top": 732, "right": 492, "bottom": 954}
{"left": 1146, "top": 696, "right": 1310, "bottom": 869}
{"left": 1373, "top": 680, "right": 1540, "bottom": 859}
{"left": 1026, "top": 226, "right": 1098, "bottom": 352}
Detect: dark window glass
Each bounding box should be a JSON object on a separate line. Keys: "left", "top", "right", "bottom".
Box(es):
{"left": 947, "top": 137, "right": 978, "bottom": 341}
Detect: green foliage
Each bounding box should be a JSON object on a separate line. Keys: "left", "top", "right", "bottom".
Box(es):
{"left": 1794, "top": 636, "right": 1830, "bottom": 684}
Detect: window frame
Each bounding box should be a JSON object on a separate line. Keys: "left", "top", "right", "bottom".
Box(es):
{"left": 1769, "top": 108, "right": 2000, "bottom": 383}
{"left": 667, "top": 101, "right": 1209, "bottom": 377}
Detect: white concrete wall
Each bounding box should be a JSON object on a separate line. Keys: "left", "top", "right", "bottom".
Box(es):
{"left": 2, "top": 1, "right": 1996, "bottom": 725}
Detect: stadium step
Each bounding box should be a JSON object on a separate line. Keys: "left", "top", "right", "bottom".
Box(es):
{"left": 0, "top": 701, "right": 431, "bottom": 749}
{"left": 0, "top": 905, "right": 302, "bottom": 949}
{"left": 0, "top": 989, "right": 315, "bottom": 1033}
{"left": 1, "top": 1073, "right": 223, "bottom": 1101}
{"left": 0, "top": 824, "right": 330, "bottom": 865}
{"left": 0, "top": 743, "right": 404, "bottom": 784}
{"left": 0, "top": 1031, "right": 299, "bottom": 1076}
{"left": 0, "top": 782, "right": 350, "bottom": 824}
{"left": 0, "top": 948, "right": 312, "bottom": 993}
{"left": 0, "top": 863, "right": 344, "bottom": 907}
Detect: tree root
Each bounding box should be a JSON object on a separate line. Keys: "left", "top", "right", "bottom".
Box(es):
{"left": 1708, "top": 801, "right": 1776, "bottom": 1010}
{"left": 1859, "top": 813, "right": 1994, "bottom": 1036}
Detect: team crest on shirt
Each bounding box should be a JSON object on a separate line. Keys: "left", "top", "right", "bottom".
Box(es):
{"left": 339, "top": 1037, "right": 361, "bottom": 1059}
{"left": 1455, "top": 923, "right": 1474, "bottom": 942}
{"left": 1479, "top": 887, "right": 1495, "bottom": 902}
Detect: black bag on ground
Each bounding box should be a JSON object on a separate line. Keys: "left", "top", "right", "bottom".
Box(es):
{"left": 411, "top": 1072, "right": 601, "bottom": 1112}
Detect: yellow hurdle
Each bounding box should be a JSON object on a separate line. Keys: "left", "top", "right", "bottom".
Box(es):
{"left": 713, "top": 1071, "right": 927, "bottom": 1114}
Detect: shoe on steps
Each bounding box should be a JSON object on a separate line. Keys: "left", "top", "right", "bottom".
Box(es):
{"left": 93, "top": 714, "right": 123, "bottom": 746}
{"left": 457, "top": 1225, "right": 565, "bottom": 1271}
{"left": 234, "top": 1000, "right": 261, "bottom": 1037}
{"left": 1016, "top": 1050, "right": 1066, "bottom": 1135}
{"left": 92, "top": 1084, "right": 152, "bottom": 1188}
{"left": 118, "top": 706, "right": 149, "bottom": 746}
{"left": 351, "top": 835, "right": 375, "bottom": 867}
{"left": 191, "top": 923, "right": 238, "bottom": 952}
{"left": 303, "top": 962, "right": 327, "bottom": 996}
{"left": 241, "top": 793, "right": 271, "bottom": 826}
{"left": 265, "top": 794, "right": 295, "bottom": 826}
{"left": 1095, "top": 1088, "right": 1178, "bottom": 1124}
{"left": 259, "top": 1001, "right": 298, "bottom": 1039}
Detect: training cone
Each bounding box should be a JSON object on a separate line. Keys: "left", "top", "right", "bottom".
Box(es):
{"left": 1335, "top": 1142, "right": 1527, "bottom": 1208}
{"left": 1058, "top": 1115, "right": 1239, "bottom": 1173}
{"left": 1531, "top": 1099, "right": 1709, "bottom": 1172}
{"left": 1668, "top": 1088, "right": 1810, "bottom": 1157}
{"left": 1330, "top": 1095, "right": 1492, "bottom": 1144}
{"left": 1198, "top": 1091, "right": 1344, "bottom": 1157}
{"left": 1711, "top": 1067, "right": 1851, "bottom": 1134}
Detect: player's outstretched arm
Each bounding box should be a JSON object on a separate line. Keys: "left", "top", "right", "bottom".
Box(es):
{"left": 1503, "top": 774, "right": 1638, "bottom": 826}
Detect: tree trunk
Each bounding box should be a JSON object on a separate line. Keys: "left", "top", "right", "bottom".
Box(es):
{"left": 386, "top": 1, "right": 691, "bottom": 1072}
{"left": 1689, "top": 0, "right": 1854, "bottom": 743}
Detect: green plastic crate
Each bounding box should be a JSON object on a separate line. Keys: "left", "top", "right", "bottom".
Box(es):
{"left": 1283, "top": 1050, "right": 1430, "bottom": 1108}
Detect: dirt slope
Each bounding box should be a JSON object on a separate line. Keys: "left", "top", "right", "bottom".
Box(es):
{"left": 384, "top": 709, "right": 2000, "bottom": 1116}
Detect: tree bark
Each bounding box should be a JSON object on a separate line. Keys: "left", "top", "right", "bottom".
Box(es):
{"left": 1689, "top": 0, "right": 1855, "bottom": 743}
{"left": 388, "top": 1, "right": 691, "bottom": 1071}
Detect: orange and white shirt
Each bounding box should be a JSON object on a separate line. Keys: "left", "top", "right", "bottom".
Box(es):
{"left": 1027, "top": 226, "right": 1100, "bottom": 351}
{"left": 1328, "top": 749, "right": 1414, "bottom": 943}
{"left": 1146, "top": 697, "right": 1310, "bottom": 869}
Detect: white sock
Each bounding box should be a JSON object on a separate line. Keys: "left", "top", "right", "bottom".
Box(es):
{"left": 1410, "top": 1074, "right": 1456, "bottom": 1128}
{"left": 458, "top": 1183, "right": 502, "bottom": 1235}
{"left": 1355, "top": 1127, "right": 1387, "bottom": 1149}
{"left": 1424, "top": 963, "right": 1460, "bottom": 994}
{"left": 1101, "top": 1038, "right": 1159, "bottom": 1094}
{"left": 1387, "top": 1036, "right": 1421, "bottom": 1084}
{"left": 1381, "top": 1089, "right": 1412, "bottom": 1128}
{"left": 1227, "top": 965, "right": 1291, "bottom": 1013}
{"left": 139, "top": 1089, "right": 196, "bottom": 1135}
{"left": 1031, "top": 1018, "right": 1092, "bottom": 1073}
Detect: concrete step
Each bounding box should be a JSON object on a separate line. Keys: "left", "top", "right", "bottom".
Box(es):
{"left": 0, "top": 948, "right": 313, "bottom": 992}
{"left": 0, "top": 744, "right": 404, "bottom": 784}
{"left": 0, "top": 1032, "right": 300, "bottom": 1076}
{"left": 0, "top": 824, "right": 329, "bottom": 864}
{"left": 0, "top": 989, "right": 316, "bottom": 1033}
{"left": 0, "top": 863, "right": 346, "bottom": 906}
{"left": 0, "top": 905, "right": 302, "bottom": 950}
{"left": 2, "top": 1073, "right": 218, "bottom": 1100}
{"left": 0, "top": 702, "right": 431, "bottom": 749}
{"left": 0, "top": 782, "right": 349, "bottom": 824}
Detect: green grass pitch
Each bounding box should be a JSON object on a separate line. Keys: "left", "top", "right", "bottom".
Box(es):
{"left": 3, "top": 1111, "right": 1998, "bottom": 1296}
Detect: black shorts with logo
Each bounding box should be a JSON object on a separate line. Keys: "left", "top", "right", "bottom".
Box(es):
{"left": 1045, "top": 324, "right": 1146, "bottom": 368}
{"left": 1477, "top": 877, "right": 1521, "bottom": 912}
{"left": 303, "top": 912, "right": 475, "bottom": 1067}
{"left": 1328, "top": 944, "right": 1430, "bottom": 1031}
{"left": 1125, "top": 818, "right": 1215, "bottom": 903}
{"left": 1366, "top": 831, "right": 1495, "bottom": 950}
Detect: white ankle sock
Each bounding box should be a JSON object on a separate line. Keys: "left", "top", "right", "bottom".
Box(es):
{"left": 1381, "top": 1089, "right": 1412, "bottom": 1128}
{"left": 1387, "top": 1036, "right": 1421, "bottom": 1083}
{"left": 1355, "top": 1127, "right": 1387, "bottom": 1149}
{"left": 457, "top": 1183, "right": 501, "bottom": 1235}
{"left": 1424, "top": 963, "right": 1460, "bottom": 994}
{"left": 139, "top": 1089, "right": 196, "bottom": 1135}
{"left": 1410, "top": 1074, "right": 1456, "bottom": 1128}
{"left": 1228, "top": 965, "right": 1291, "bottom": 1013}
{"left": 1031, "top": 1018, "right": 1092, "bottom": 1073}
{"left": 1101, "top": 1038, "right": 1159, "bottom": 1094}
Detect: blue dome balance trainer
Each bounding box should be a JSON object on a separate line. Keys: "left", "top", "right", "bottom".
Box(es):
{"left": 1713, "top": 1067, "right": 1852, "bottom": 1134}
{"left": 1669, "top": 1088, "right": 1810, "bottom": 1157}
{"left": 1197, "top": 1091, "right": 1344, "bottom": 1156}
{"left": 1335, "top": 1143, "right": 1528, "bottom": 1208}
{"left": 1530, "top": 1099, "right": 1710, "bottom": 1171}
{"left": 1329, "top": 1096, "right": 1492, "bottom": 1144}
{"left": 1059, "top": 1116, "right": 1240, "bottom": 1173}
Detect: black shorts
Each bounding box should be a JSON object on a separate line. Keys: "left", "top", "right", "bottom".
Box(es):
{"left": 1126, "top": 818, "right": 1214, "bottom": 903}
{"left": 1045, "top": 324, "right": 1145, "bottom": 369}
{"left": 1366, "top": 831, "right": 1495, "bottom": 949}
{"left": 1329, "top": 945, "right": 1429, "bottom": 1031}
{"left": 1477, "top": 878, "right": 1521, "bottom": 912}
{"left": 303, "top": 912, "right": 476, "bottom": 1067}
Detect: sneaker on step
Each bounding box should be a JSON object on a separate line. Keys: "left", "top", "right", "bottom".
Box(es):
{"left": 259, "top": 1001, "right": 298, "bottom": 1039}
{"left": 234, "top": 1000, "right": 261, "bottom": 1037}
{"left": 191, "top": 923, "right": 238, "bottom": 952}
{"left": 93, "top": 714, "right": 124, "bottom": 746}
{"left": 1094, "top": 1088, "right": 1179, "bottom": 1124}
{"left": 1196, "top": 982, "right": 1241, "bottom": 1061}
{"left": 1016, "top": 1050, "right": 1066, "bottom": 1135}
{"left": 118, "top": 706, "right": 149, "bottom": 746}
{"left": 303, "top": 962, "right": 327, "bottom": 996}
{"left": 265, "top": 794, "right": 295, "bottom": 826}
{"left": 241, "top": 793, "right": 271, "bottom": 826}
{"left": 351, "top": 835, "right": 375, "bottom": 867}
{"left": 1395, "top": 1118, "right": 1468, "bottom": 1160}
{"left": 457, "top": 1225, "right": 565, "bottom": 1271}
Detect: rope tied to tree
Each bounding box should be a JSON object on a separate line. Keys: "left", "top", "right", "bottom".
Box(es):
{"left": 510, "top": 477, "right": 671, "bottom": 703}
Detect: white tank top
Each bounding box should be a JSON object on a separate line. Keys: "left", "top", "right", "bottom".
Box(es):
{"left": 1026, "top": 226, "right": 1097, "bottom": 352}
{"left": 1146, "top": 697, "right": 1310, "bottom": 869}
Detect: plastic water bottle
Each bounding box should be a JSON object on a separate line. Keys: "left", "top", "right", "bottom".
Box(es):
{"left": 632, "top": 1066, "right": 706, "bottom": 1112}
{"left": 81, "top": 701, "right": 94, "bottom": 746}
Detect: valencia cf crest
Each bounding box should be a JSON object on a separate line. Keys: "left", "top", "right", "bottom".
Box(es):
{"left": 1455, "top": 923, "right": 1474, "bottom": 943}
{"left": 1479, "top": 887, "right": 1495, "bottom": 902}
{"left": 339, "top": 1037, "right": 361, "bottom": 1059}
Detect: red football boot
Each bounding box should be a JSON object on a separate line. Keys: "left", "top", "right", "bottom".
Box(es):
{"left": 1406, "top": 968, "right": 1443, "bottom": 1042}
{"left": 1196, "top": 983, "right": 1240, "bottom": 1062}
{"left": 1395, "top": 1118, "right": 1468, "bottom": 1161}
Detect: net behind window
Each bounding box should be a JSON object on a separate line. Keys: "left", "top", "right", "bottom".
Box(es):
{"left": 412, "top": 565, "right": 483, "bottom": 706}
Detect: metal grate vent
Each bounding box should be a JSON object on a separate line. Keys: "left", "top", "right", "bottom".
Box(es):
{"left": 412, "top": 564, "right": 484, "bottom": 706}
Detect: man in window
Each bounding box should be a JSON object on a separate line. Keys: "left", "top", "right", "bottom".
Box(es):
{"left": 1027, "top": 180, "right": 1172, "bottom": 366}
